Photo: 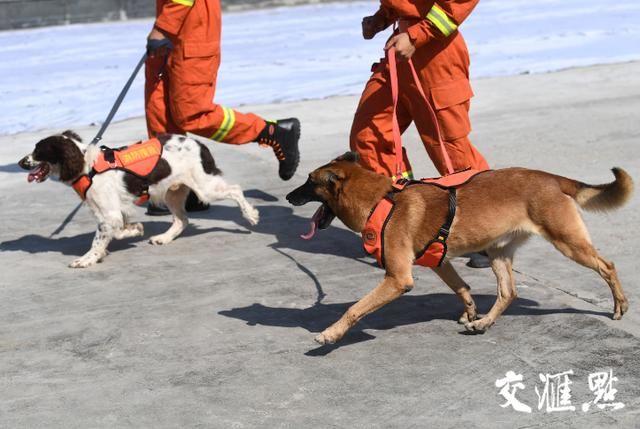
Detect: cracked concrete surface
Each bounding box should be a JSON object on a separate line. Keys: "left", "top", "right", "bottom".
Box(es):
{"left": 1, "top": 62, "right": 639, "bottom": 427}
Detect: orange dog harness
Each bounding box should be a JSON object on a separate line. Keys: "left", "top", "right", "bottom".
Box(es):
{"left": 362, "top": 169, "right": 485, "bottom": 268}
{"left": 72, "top": 138, "right": 163, "bottom": 205}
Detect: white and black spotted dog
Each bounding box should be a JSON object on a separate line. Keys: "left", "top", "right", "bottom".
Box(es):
{"left": 18, "top": 130, "right": 259, "bottom": 268}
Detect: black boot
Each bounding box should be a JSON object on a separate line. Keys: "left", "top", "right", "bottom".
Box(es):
{"left": 466, "top": 251, "right": 491, "bottom": 269}
{"left": 257, "top": 118, "right": 300, "bottom": 180}
{"left": 146, "top": 203, "right": 171, "bottom": 216}
{"left": 184, "top": 191, "right": 209, "bottom": 212}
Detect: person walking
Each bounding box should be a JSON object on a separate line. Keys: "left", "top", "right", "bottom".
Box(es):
{"left": 351, "top": 0, "right": 490, "bottom": 267}
{"left": 352, "top": 0, "right": 488, "bottom": 178}
{"left": 146, "top": 0, "right": 300, "bottom": 213}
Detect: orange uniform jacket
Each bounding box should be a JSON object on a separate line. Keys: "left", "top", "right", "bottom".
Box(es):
{"left": 350, "top": 0, "right": 489, "bottom": 178}
{"left": 146, "top": 0, "right": 265, "bottom": 143}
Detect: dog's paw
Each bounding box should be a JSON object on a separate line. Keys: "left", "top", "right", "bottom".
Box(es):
{"left": 458, "top": 310, "right": 477, "bottom": 325}
{"left": 149, "top": 234, "right": 173, "bottom": 245}
{"left": 246, "top": 207, "right": 259, "bottom": 225}
{"left": 69, "top": 257, "right": 96, "bottom": 268}
{"left": 464, "top": 317, "right": 494, "bottom": 333}
{"left": 115, "top": 223, "right": 145, "bottom": 240}
{"left": 613, "top": 299, "right": 629, "bottom": 320}
{"left": 131, "top": 222, "right": 144, "bottom": 236}
{"left": 314, "top": 331, "right": 338, "bottom": 345}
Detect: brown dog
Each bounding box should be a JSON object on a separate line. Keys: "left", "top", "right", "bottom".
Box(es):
{"left": 286, "top": 153, "right": 633, "bottom": 344}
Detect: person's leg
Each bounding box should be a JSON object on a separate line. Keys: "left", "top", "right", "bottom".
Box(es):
{"left": 167, "top": 50, "right": 300, "bottom": 180}
{"left": 145, "top": 54, "right": 181, "bottom": 138}
{"left": 144, "top": 53, "right": 182, "bottom": 215}
{"left": 350, "top": 61, "right": 414, "bottom": 180}
{"left": 406, "top": 33, "right": 489, "bottom": 175}
{"left": 407, "top": 35, "right": 491, "bottom": 267}
{"left": 406, "top": 79, "right": 488, "bottom": 175}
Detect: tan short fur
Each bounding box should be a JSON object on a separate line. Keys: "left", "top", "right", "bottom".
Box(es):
{"left": 286, "top": 154, "right": 633, "bottom": 344}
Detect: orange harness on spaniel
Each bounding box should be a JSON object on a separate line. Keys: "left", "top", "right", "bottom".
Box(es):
{"left": 72, "top": 138, "right": 162, "bottom": 205}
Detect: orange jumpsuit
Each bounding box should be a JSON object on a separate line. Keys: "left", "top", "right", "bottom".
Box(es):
{"left": 146, "top": 0, "right": 266, "bottom": 143}
{"left": 350, "top": 0, "right": 489, "bottom": 178}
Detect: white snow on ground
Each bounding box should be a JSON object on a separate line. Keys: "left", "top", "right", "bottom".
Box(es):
{"left": 0, "top": 0, "right": 639, "bottom": 135}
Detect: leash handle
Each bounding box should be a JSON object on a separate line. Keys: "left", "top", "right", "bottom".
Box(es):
{"left": 90, "top": 51, "right": 148, "bottom": 145}
{"left": 387, "top": 47, "right": 455, "bottom": 176}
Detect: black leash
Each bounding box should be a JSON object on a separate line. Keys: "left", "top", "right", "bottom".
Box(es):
{"left": 90, "top": 52, "right": 147, "bottom": 145}
{"left": 50, "top": 52, "right": 147, "bottom": 237}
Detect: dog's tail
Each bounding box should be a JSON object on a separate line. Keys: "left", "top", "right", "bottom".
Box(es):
{"left": 558, "top": 168, "right": 633, "bottom": 212}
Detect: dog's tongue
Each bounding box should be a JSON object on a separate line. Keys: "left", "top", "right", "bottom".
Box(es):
{"left": 27, "top": 163, "right": 49, "bottom": 183}
{"left": 301, "top": 205, "right": 325, "bottom": 240}
{"left": 28, "top": 166, "right": 43, "bottom": 183}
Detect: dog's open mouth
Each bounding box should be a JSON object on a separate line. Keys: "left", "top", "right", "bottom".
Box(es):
{"left": 27, "top": 163, "right": 50, "bottom": 183}
{"left": 301, "top": 203, "right": 336, "bottom": 240}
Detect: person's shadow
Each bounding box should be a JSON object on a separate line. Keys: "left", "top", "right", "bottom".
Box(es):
{"left": 219, "top": 293, "right": 611, "bottom": 356}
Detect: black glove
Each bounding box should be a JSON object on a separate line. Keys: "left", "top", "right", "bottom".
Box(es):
{"left": 146, "top": 38, "right": 173, "bottom": 56}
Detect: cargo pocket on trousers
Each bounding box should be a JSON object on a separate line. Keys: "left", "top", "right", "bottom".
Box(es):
{"left": 430, "top": 78, "right": 474, "bottom": 141}
{"left": 179, "top": 41, "right": 219, "bottom": 85}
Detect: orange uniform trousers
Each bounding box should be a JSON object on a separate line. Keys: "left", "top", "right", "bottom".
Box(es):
{"left": 350, "top": 30, "right": 488, "bottom": 178}
{"left": 146, "top": 0, "right": 265, "bottom": 143}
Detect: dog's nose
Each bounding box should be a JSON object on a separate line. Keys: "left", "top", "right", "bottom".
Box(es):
{"left": 18, "top": 156, "right": 31, "bottom": 170}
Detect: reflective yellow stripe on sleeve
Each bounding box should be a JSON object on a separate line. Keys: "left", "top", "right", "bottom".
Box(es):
{"left": 171, "top": 0, "right": 194, "bottom": 6}
{"left": 211, "top": 107, "right": 236, "bottom": 142}
{"left": 426, "top": 3, "right": 458, "bottom": 37}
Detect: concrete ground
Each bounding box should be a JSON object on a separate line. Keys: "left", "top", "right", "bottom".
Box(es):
{"left": 1, "top": 61, "right": 639, "bottom": 428}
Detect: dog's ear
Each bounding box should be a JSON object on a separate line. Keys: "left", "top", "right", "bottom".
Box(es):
{"left": 334, "top": 151, "right": 360, "bottom": 163}
{"left": 58, "top": 138, "right": 85, "bottom": 181}
{"left": 319, "top": 169, "right": 346, "bottom": 195}
{"left": 62, "top": 130, "right": 82, "bottom": 143}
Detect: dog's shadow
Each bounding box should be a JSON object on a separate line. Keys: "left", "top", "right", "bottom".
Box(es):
{"left": 0, "top": 222, "right": 249, "bottom": 256}
{"left": 193, "top": 197, "right": 367, "bottom": 261}
{"left": 219, "top": 293, "right": 611, "bottom": 356}
{"left": 0, "top": 188, "right": 363, "bottom": 261}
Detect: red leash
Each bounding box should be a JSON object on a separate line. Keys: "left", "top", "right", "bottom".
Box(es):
{"left": 387, "top": 47, "right": 455, "bottom": 176}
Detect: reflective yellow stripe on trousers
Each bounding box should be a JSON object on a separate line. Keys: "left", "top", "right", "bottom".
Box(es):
{"left": 211, "top": 107, "right": 236, "bottom": 142}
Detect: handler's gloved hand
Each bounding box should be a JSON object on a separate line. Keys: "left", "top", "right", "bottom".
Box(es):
{"left": 146, "top": 27, "right": 173, "bottom": 57}
{"left": 146, "top": 38, "right": 173, "bottom": 57}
